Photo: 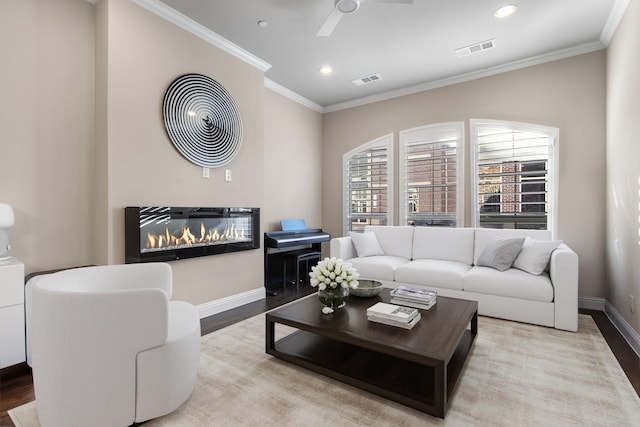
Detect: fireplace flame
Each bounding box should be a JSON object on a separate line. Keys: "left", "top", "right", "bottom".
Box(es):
{"left": 145, "top": 222, "right": 247, "bottom": 251}
{"left": 177, "top": 227, "right": 196, "bottom": 246}
{"left": 147, "top": 232, "right": 156, "bottom": 248}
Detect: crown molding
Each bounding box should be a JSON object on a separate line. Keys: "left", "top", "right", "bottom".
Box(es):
{"left": 600, "top": 0, "right": 630, "bottom": 46}
{"left": 264, "top": 79, "right": 324, "bottom": 113}
{"left": 127, "top": 0, "right": 617, "bottom": 115}
{"left": 323, "top": 41, "right": 605, "bottom": 113}
{"left": 130, "top": 0, "right": 271, "bottom": 72}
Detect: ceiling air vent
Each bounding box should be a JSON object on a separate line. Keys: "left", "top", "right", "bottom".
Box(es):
{"left": 352, "top": 73, "right": 383, "bottom": 86}
{"left": 455, "top": 39, "right": 496, "bottom": 58}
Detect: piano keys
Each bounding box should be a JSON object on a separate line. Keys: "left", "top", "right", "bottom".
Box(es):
{"left": 264, "top": 229, "right": 331, "bottom": 248}
{"left": 264, "top": 228, "right": 331, "bottom": 294}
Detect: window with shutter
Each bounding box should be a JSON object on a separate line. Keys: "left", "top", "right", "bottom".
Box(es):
{"left": 471, "top": 119, "right": 558, "bottom": 236}
{"left": 399, "top": 123, "right": 464, "bottom": 227}
{"left": 343, "top": 134, "right": 393, "bottom": 234}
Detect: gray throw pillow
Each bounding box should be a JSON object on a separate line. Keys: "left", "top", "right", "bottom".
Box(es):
{"left": 477, "top": 238, "right": 526, "bottom": 271}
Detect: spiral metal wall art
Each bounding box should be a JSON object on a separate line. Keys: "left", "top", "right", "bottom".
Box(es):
{"left": 163, "top": 73, "right": 243, "bottom": 168}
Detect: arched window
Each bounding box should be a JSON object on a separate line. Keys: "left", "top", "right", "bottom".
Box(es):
{"left": 471, "top": 119, "right": 559, "bottom": 237}
{"left": 343, "top": 134, "right": 393, "bottom": 234}
{"left": 399, "top": 122, "right": 464, "bottom": 227}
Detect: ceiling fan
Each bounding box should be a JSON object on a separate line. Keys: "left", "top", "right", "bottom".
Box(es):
{"left": 317, "top": 0, "right": 414, "bottom": 37}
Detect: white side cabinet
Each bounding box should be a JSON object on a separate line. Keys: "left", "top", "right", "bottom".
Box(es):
{"left": 0, "top": 257, "right": 25, "bottom": 368}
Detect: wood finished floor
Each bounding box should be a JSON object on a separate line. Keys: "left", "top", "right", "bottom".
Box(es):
{"left": 1, "top": 285, "right": 638, "bottom": 427}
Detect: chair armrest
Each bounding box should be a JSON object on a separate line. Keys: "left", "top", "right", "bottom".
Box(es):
{"left": 330, "top": 236, "right": 357, "bottom": 260}
{"left": 549, "top": 243, "right": 579, "bottom": 332}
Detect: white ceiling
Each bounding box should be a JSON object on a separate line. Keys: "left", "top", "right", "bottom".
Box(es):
{"left": 154, "top": 0, "right": 623, "bottom": 111}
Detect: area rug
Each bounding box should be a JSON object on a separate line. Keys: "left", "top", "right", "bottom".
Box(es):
{"left": 9, "top": 314, "right": 640, "bottom": 426}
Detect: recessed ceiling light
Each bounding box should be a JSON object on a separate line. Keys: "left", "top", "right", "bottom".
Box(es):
{"left": 319, "top": 66, "right": 334, "bottom": 75}
{"left": 257, "top": 20, "right": 268, "bottom": 28}
{"left": 494, "top": 4, "right": 517, "bottom": 19}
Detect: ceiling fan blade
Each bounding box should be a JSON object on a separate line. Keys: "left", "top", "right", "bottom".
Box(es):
{"left": 317, "top": 7, "right": 344, "bottom": 37}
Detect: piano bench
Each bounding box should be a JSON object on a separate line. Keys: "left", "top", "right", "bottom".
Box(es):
{"left": 283, "top": 250, "right": 322, "bottom": 290}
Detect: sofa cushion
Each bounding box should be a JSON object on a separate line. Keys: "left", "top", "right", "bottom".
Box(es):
{"left": 394, "top": 259, "right": 471, "bottom": 291}
{"left": 476, "top": 237, "right": 525, "bottom": 271}
{"left": 463, "top": 266, "right": 554, "bottom": 302}
{"left": 347, "top": 256, "right": 409, "bottom": 282}
{"left": 412, "top": 227, "right": 475, "bottom": 265}
{"left": 364, "top": 226, "right": 414, "bottom": 259}
{"left": 349, "top": 232, "right": 384, "bottom": 257}
{"left": 513, "top": 237, "right": 562, "bottom": 275}
{"left": 473, "top": 228, "right": 551, "bottom": 265}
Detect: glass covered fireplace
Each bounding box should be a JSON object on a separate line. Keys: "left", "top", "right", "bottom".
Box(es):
{"left": 125, "top": 207, "right": 260, "bottom": 263}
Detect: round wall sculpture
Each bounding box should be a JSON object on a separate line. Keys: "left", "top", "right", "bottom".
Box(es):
{"left": 162, "top": 73, "right": 243, "bottom": 168}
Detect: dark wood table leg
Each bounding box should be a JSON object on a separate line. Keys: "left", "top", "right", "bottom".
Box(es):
{"left": 433, "top": 362, "right": 446, "bottom": 418}
{"left": 266, "top": 315, "right": 275, "bottom": 353}
{"left": 471, "top": 310, "right": 478, "bottom": 334}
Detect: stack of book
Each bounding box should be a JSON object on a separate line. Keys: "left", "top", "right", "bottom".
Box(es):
{"left": 390, "top": 286, "right": 437, "bottom": 310}
{"left": 366, "top": 302, "right": 421, "bottom": 329}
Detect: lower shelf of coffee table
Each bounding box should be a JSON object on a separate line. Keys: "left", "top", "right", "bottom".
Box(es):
{"left": 268, "top": 327, "right": 474, "bottom": 417}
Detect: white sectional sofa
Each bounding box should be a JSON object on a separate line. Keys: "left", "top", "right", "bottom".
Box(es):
{"left": 330, "top": 226, "right": 579, "bottom": 331}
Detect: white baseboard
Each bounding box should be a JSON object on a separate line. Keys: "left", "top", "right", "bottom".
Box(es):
{"left": 579, "top": 296, "right": 640, "bottom": 357}
{"left": 604, "top": 300, "right": 640, "bottom": 358}
{"left": 578, "top": 296, "right": 606, "bottom": 311}
{"left": 196, "top": 287, "right": 266, "bottom": 319}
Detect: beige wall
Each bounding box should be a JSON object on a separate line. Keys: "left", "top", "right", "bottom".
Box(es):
{"left": 1, "top": 0, "right": 617, "bottom": 312}
{"left": 1, "top": 0, "right": 323, "bottom": 307}
{"left": 102, "top": 0, "right": 265, "bottom": 304}
{"left": 263, "top": 89, "right": 323, "bottom": 234}
{"left": 323, "top": 51, "right": 607, "bottom": 299}
{"left": 0, "top": 0, "right": 95, "bottom": 274}
{"left": 94, "top": 0, "right": 109, "bottom": 265}
{"left": 606, "top": 1, "right": 640, "bottom": 332}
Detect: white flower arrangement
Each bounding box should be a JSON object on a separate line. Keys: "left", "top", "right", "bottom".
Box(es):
{"left": 309, "top": 257, "right": 359, "bottom": 291}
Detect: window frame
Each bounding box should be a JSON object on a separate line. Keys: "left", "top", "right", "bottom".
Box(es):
{"left": 399, "top": 122, "right": 465, "bottom": 227}
{"left": 470, "top": 119, "right": 559, "bottom": 238}
{"left": 342, "top": 134, "right": 394, "bottom": 235}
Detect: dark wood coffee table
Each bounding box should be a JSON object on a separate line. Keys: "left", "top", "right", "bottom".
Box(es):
{"left": 266, "top": 288, "right": 477, "bottom": 418}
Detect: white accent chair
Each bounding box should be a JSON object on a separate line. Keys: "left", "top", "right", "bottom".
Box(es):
{"left": 28, "top": 263, "right": 200, "bottom": 427}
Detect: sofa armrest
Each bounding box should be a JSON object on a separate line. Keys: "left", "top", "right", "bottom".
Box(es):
{"left": 549, "top": 243, "right": 579, "bottom": 332}
{"left": 330, "top": 236, "right": 357, "bottom": 260}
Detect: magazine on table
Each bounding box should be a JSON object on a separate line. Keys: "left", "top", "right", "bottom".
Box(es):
{"left": 390, "top": 297, "right": 437, "bottom": 311}
{"left": 368, "top": 312, "right": 421, "bottom": 329}
{"left": 366, "top": 302, "right": 419, "bottom": 322}
{"left": 390, "top": 286, "right": 437, "bottom": 303}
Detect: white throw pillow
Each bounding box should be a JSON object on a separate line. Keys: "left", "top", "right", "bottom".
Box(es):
{"left": 476, "top": 237, "right": 525, "bottom": 271}
{"left": 512, "top": 237, "right": 562, "bottom": 275}
{"left": 349, "top": 232, "right": 384, "bottom": 257}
